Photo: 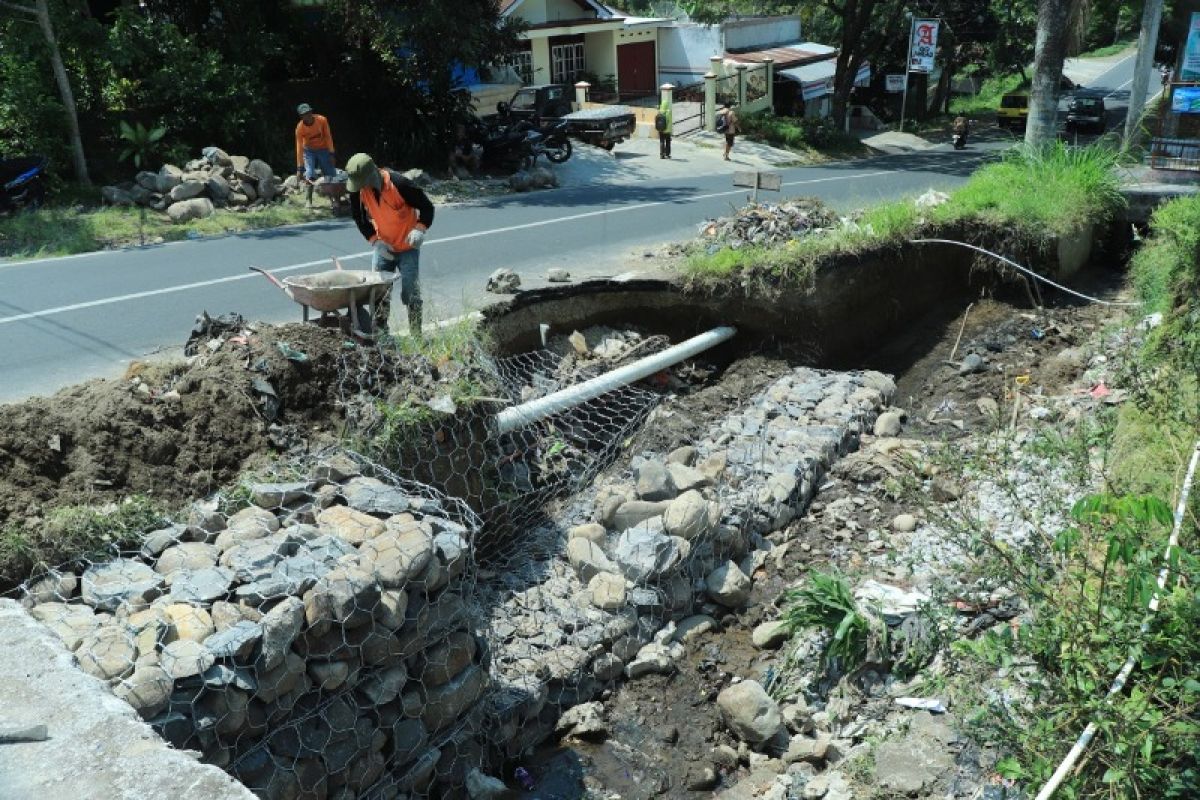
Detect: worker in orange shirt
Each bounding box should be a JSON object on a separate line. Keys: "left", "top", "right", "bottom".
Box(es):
{"left": 295, "top": 103, "right": 337, "bottom": 184}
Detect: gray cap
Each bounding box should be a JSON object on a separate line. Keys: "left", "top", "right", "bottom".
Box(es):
{"left": 297, "top": 103, "right": 313, "bottom": 116}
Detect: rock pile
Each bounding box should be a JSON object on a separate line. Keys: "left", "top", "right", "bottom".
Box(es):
{"left": 101, "top": 147, "right": 302, "bottom": 223}
{"left": 699, "top": 197, "right": 838, "bottom": 249}
{"left": 21, "top": 450, "right": 485, "bottom": 799}
{"left": 480, "top": 366, "right": 895, "bottom": 767}
{"left": 508, "top": 166, "right": 557, "bottom": 192}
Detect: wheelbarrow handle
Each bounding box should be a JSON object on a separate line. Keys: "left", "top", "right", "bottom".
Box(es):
{"left": 248, "top": 266, "right": 294, "bottom": 298}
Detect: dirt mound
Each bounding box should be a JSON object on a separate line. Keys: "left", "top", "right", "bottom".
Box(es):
{"left": 0, "top": 323, "right": 370, "bottom": 528}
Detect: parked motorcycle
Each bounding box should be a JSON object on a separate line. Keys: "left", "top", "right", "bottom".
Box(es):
{"left": 0, "top": 155, "right": 47, "bottom": 213}
{"left": 952, "top": 131, "right": 967, "bottom": 150}
{"left": 530, "top": 121, "right": 572, "bottom": 165}
{"left": 469, "top": 117, "right": 536, "bottom": 171}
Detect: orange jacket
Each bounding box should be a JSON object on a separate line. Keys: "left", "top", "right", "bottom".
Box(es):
{"left": 356, "top": 170, "right": 431, "bottom": 252}
{"left": 295, "top": 114, "right": 335, "bottom": 165}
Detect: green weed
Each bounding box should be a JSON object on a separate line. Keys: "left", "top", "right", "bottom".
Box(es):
{"left": 782, "top": 570, "right": 888, "bottom": 674}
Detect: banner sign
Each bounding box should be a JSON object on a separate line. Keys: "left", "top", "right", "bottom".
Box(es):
{"left": 1182, "top": 12, "right": 1200, "bottom": 80}
{"left": 909, "top": 19, "right": 940, "bottom": 73}
{"left": 1172, "top": 86, "right": 1200, "bottom": 113}
{"left": 886, "top": 74, "right": 906, "bottom": 92}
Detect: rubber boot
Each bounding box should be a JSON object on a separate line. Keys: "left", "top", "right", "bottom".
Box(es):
{"left": 408, "top": 304, "right": 423, "bottom": 338}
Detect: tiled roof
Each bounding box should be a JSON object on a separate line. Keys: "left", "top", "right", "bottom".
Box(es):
{"left": 726, "top": 42, "right": 836, "bottom": 68}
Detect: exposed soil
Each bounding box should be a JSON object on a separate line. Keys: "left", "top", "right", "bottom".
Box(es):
{"left": 517, "top": 269, "right": 1128, "bottom": 799}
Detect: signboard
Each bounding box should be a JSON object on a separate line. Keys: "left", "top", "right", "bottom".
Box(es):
{"left": 1172, "top": 86, "right": 1200, "bottom": 113}
{"left": 733, "top": 171, "right": 782, "bottom": 202}
{"left": 909, "top": 19, "right": 940, "bottom": 73}
{"left": 886, "top": 74, "right": 906, "bottom": 92}
{"left": 1183, "top": 12, "right": 1200, "bottom": 80}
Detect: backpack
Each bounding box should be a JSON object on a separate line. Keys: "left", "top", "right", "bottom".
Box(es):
{"left": 716, "top": 112, "right": 729, "bottom": 133}
{"left": 654, "top": 112, "right": 668, "bottom": 132}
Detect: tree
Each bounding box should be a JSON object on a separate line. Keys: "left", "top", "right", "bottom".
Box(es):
{"left": 1025, "top": 0, "right": 1073, "bottom": 146}
{"left": 0, "top": 0, "right": 90, "bottom": 184}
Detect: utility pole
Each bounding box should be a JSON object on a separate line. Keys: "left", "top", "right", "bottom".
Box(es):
{"left": 1123, "top": 0, "right": 1166, "bottom": 143}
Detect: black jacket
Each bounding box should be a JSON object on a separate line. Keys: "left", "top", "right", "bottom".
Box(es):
{"left": 350, "top": 169, "right": 435, "bottom": 242}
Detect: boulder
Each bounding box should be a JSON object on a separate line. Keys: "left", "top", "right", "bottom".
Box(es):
{"left": 666, "top": 462, "right": 710, "bottom": 492}
{"left": 229, "top": 155, "right": 250, "bottom": 173}
{"left": 161, "top": 639, "right": 215, "bottom": 680}
{"left": 204, "top": 620, "right": 262, "bottom": 661}
{"left": 205, "top": 174, "right": 232, "bottom": 205}
{"left": 625, "top": 642, "right": 674, "bottom": 678}
{"left": 135, "top": 171, "right": 159, "bottom": 191}
{"left": 873, "top": 410, "right": 904, "bottom": 437}
{"left": 317, "top": 505, "right": 385, "bottom": 545}
{"left": 717, "top": 680, "right": 783, "bottom": 746}
{"left": 569, "top": 523, "right": 607, "bottom": 545}
{"left": 359, "top": 525, "right": 434, "bottom": 589}
{"left": 155, "top": 541, "right": 218, "bottom": 575}
{"left": 420, "top": 663, "right": 488, "bottom": 734}
{"left": 101, "top": 185, "right": 135, "bottom": 206}
{"left": 555, "top": 701, "right": 607, "bottom": 740}
{"left": 592, "top": 653, "right": 624, "bottom": 681}
{"left": 706, "top": 561, "right": 752, "bottom": 607}
{"left": 567, "top": 537, "right": 617, "bottom": 582}
{"left": 303, "top": 565, "right": 380, "bottom": 629}
{"left": 486, "top": 268, "right": 520, "bottom": 294}
{"left": 612, "top": 523, "right": 686, "bottom": 583}
{"left": 587, "top": 572, "right": 627, "bottom": 611}
{"left": 751, "top": 620, "right": 790, "bottom": 650}
{"left": 164, "top": 603, "right": 215, "bottom": 643}
{"left": 892, "top": 513, "right": 918, "bottom": 533}
{"left": 610, "top": 500, "right": 670, "bottom": 531}
{"left": 76, "top": 624, "right": 137, "bottom": 681}
{"left": 166, "top": 197, "right": 214, "bottom": 223}
{"left": 246, "top": 158, "right": 274, "bottom": 184}
{"left": 168, "top": 567, "right": 234, "bottom": 604}
{"left": 634, "top": 461, "right": 676, "bottom": 501}
{"left": 81, "top": 559, "right": 164, "bottom": 612}
{"left": 259, "top": 596, "right": 305, "bottom": 671}
{"left": 201, "top": 146, "right": 232, "bottom": 167}
{"left": 113, "top": 665, "right": 173, "bottom": 719}
{"left": 662, "top": 490, "right": 717, "bottom": 540}
{"left": 168, "top": 180, "right": 205, "bottom": 202}
{"left": 157, "top": 164, "right": 183, "bottom": 193}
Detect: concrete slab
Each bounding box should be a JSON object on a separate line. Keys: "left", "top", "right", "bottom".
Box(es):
{"left": 0, "top": 599, "right": 254, "bottom": 800}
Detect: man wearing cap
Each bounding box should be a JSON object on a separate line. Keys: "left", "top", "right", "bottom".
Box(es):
{"left": 295, "top": 103, "right": 337, "bottom": 184}
{"left": 346, "top": 153, "right": 435, "bottom": 336}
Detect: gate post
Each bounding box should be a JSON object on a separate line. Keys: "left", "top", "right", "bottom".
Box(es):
{"left": 574, "top": 81, "right": 590, "bottom": 111}
{"left": 736, "top": 63, "right": 748, "bottom": 108}
{"left": 704, "top": 67, "right": 718, "bottom": 132}
{"left": 763, "top": 58, "right": 775, "bottom": 113}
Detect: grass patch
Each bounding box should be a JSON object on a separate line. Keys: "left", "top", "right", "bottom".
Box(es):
{"left": 950, "top": 72, "right": 1028, "bottom": 117}
{"left": 782, "top": 570, "right": 888, "bottom": 673}
{"left": 738, "top": 112, "right": 872, "bottom": 161}
{"left": 0, "top": 495, "right": 168, "bottom": 590}
{"left": 681, "top": 142, "right": 1123, "bottom": 289}
{"left": 1077, "top": 39, "right": 1135, "bottom": 59}
{"left": 0, "top": 194, "right": 335, "bottom": 260}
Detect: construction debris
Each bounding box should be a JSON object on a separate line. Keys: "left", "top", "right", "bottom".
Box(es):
{"left": 699, "top": 197, "right": 838, "bottom": 249}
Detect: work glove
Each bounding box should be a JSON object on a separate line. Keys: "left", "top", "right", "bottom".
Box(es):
{"left": 373, "top": 240, "right": 392, "bottom": 260}
{"left": 406, "top": 228, "right": 426, "bottom": 249}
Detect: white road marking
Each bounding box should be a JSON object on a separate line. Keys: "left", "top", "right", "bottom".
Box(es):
{"left": 0, "top": 170, "right": 899, "bottom": 326}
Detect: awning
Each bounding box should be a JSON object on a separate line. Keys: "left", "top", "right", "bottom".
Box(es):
{"left": 779, "top": 59, "right": 836, "bottom": 101}
{"left": 726, "top": 41, "right": 836, "bottom": 69}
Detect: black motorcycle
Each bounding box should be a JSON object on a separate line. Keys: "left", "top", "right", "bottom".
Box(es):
{"left": 470, "top": 116, "right": 536, "bottom": 171}
{"left": 530, "top": 120, "right": 572, "bottom": 165}
{"left": 0, "top": 155, "right": 47, "bottom": 213}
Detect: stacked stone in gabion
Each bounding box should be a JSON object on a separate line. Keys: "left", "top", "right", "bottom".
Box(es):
{"left": 21, "top": 450, "right": 484, "bottom": 800}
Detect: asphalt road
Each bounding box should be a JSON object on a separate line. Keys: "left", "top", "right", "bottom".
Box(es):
{"left": 0, "top": 54, "right": 1157, "bottom": 404}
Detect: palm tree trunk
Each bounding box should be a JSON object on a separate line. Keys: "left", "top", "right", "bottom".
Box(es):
{"left": 1026, "top": 0, "right": 1072, "bottom": 147}
{"left": 33, "top": 0, "right": 90, "bottom": 185}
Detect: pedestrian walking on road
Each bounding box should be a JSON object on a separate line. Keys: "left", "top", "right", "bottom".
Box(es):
{"left": 656, "top": 99, "right": 673, "bottom": 159}
{"left": 295, "top": 103, "right": 337, "bottom": 183}
{"left": 346, "top": 153, "right": 435, "bottom": 336}
{"left": 716, "top": 102, "right": 738, "bottom": 161}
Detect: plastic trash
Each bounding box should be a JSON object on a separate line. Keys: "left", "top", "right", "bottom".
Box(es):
{"left": 276, "top": 342, "right": 309, "bottom": 363}
{"left": 514, "top": 767, "right": 535, "bottom": 791}
{"left": 895, "top": 697, "right": 947, "bottom": 713}
{"left": 1031, "top": 327, "right": 1045, "bottom": 340}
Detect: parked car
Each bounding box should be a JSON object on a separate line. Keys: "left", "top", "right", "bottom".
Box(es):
{"left": 1066, "top": 95, "right": 1106, "bottom": 134}
{"left": 997, "top": 93, "right": 1029, "bottom": 131}
{"left": 498, "top": 84, "right": 637, "bottom": 151}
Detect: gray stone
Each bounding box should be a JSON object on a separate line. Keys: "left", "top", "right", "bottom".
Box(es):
{"left": 873, "top": 410, "right": 904, "bottom": 437}
{"left": 255, "top": 651, "right": 305, "bottom": 704}
{"left": 155, "top": 542, "right": 219, "bottom": 575}
{"left": 667, "top": 445, "right": 698, "bottom": 466}
{"left": 316, "top": 505, "right": 386, "bottom": 544}
{"left": 634, "top": 461, "right": 676, "bottom": 501}
{"left": 546, "top": 268, "right": 570, "bottom": 282}
{"left": 359, "top": 664, "right": 408, "bottom": 705}
{"left": 872, "top": 736, "right": 955, "bottom": 794}
{"left": 718, "top": 680, "right": 783, "bottom": 746}
{"left": 420, "top": 664, "right": 488, "bottom": 734}
{"left": 784, "top": 733, "right": 832, "bottom": 765}
{"left": 612, "top": 524, "right": 686, "bottom": 584}
{"left": 162, "top": 639, "right": 216, "bottom": 680}
{"left": 569, "top": 523, "right": 607, "bottom": 544}
{"left": 667, "top": 462, "right": 711, "bottom": 493}
{"left": 752, "top": 620, "right": 790, "bottom": 650}
{"left": 201, "top": 663, "right": 256, "bottom": 691}
{"left": 251, "top": 481, "right": 310, "bottom": 508}
{"left": 102, "top": 185, "right": 135, "bottom": 206}
{"left": 135, "top": 171, "right": 158, "bottom": 191}
{"left": 22, "top": 569, "right": 78, "bottom": 605}
{"left": 555, "top": 701, "right": 607, "bottom": 740}
{"left": 662, "top": 490, "right": 716, "bottom": 540}
{"left": 166, "top": 197, "right": 215, "bottom": 223}
{"left": 976, "top": 397, "right": 1000, "bottom": 416}
{"left": 169, "top": 180, "right": 206, "bottom": 202}
{"left": 82, "top": 560, "right": 164, "bottom": 612}
{"left": 959, "top": 353, "right": 986, "bottom": 375}
{"left": 706, "top": 561, "right": 752, "bottom": 608}
{"left": 466, "top": 768, "right": 508, "bottom": 799}
{"left": 169, "top": 567, "right": 234, "bottom": 604}
{"left": 611, "top": 500, "right": 671, "bottom": 531}
{"left": 567, "top": 537, "right": 618, "bottom": 582}
{"left": 76, "top": 624, "right": 137, "bottom": 681}
{"left": 204, "top": 620, "right": 262, "bottom": 661}
{"left": 259, "top": 596, "right": 304, "bottom": 671}
{"left": 592, "top": 653, "right": 624, "bottom": 681}
{"left": 113, "top": 665, "right": 173, "bottom": 719}
{"left": 140, "top": 526, "right": 184, "bottom": 559}
{"left": 892, "top": 513, "right": 918, "bottom": 533}
{"left": 359, "top": 526, "right": 434, "bottom": 589}
{"left": 341, "top": 478, "right": 413, "bottom": 516}
{"left": 485, "top": 268, "right": 520, "bottom": 294}
{"left": 164, "top": 603, "right": 215, "bottom": 643}
{"left": 673, "top": 614, "right": 716, "bottom": 643}
{"left": 303, "top": 566, "right": 380, "bottom": 630}
{"left": 587, "top": 572, "right": 627, "bottom": 611}
{"left": 625, "top": 642, "right": 674, "bottom": 678}
{"left": 391, "top": 718, "right": 429, "bottom": 766}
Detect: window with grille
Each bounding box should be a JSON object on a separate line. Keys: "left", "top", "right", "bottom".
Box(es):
{"left": 510, "top": 51, "right": 534, "bottom": 85}
{"left": 551, "top": 43, "right": 585, "bottom": 84}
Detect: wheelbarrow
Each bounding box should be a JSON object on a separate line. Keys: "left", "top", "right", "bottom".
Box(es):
{"left": 305, "top": 171, "right": 349, "bottom": 209}
{"left": 250, "top": 257, "right": 396, "bottom": 336}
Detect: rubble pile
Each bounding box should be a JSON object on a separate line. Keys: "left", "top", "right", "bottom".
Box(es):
{"left": 101, "top": 147, "right": 304, "bottom": 223}
{"left": 699, "top": 198, "right": 838, "bottom": 249}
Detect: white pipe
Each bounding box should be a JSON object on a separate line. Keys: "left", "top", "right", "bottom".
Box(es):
{"left": 1034, "top": 438, "right": 1200, "bottom": 800}
{"left": 494, "top": 326, "right": 737, "bottom": 435}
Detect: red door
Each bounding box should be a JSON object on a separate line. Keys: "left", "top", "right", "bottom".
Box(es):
{"left": 617, "top": 42, "right": 656, "bottom": 98}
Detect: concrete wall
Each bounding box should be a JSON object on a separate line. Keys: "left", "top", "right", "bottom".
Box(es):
{"left": 658, "top": 24, "right": 722, "bottom": 85}
{"left": 469, "top": 84, "right": 521, "bottom": 115}
{"left": 723, "top": 16, "right": 802, "bottom": 50}
{"left": 585, "top": 30, "right": 617, "bottom": 81}
{"left": 531, "top": 37, "right": 552, "bottom": 84}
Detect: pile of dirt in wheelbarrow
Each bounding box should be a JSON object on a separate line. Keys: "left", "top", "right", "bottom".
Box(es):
{"left": 0, "top": 322, "right": 387, "bottom": 547}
